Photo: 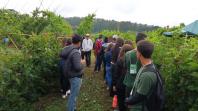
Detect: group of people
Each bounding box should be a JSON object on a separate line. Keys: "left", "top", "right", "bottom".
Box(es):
{"left": 59, "top": 33, "right": 164, "bottom": 111}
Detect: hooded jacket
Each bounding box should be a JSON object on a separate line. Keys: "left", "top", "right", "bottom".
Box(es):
{"left": 60, "top": 45, "right": 83, "bottom": 78}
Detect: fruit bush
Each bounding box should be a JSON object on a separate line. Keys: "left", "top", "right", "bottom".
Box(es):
{"left": 148, "top": 30, "right": 198, "bottom": 111}
{"left": 0, "top": 35, "right": 61, "bottom": 111}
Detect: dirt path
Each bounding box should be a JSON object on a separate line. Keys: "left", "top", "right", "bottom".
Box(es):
{"left": 36, "top": 66, "right": 112, "bottom": 111}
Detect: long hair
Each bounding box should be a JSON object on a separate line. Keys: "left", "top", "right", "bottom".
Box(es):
{"left": 106, "top": 43, "right": 114, "bottom": 52}
{"left": 115, "top": 38, "right": 124, "bottom": 47}
{"left": 112, "top": 38, "right": 124, "bottom": 53}
{"left": 118, "top": 44, "right": 133, "bottom": 60}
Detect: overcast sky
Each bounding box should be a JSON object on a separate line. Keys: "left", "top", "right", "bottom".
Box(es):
{"left": 0, "top": 0, "right": 198, "bottom": 26}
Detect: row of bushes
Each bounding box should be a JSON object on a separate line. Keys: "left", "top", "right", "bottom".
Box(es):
{"left": 0, "top": 35, "right": 61, "bottom": 111}
{"left": 148, "top": 31, "right": 198, "bottom": 111}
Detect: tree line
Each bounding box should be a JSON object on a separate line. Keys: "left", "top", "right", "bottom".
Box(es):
{"left": 66, "top": 17, "right": 159, "bottom": 33}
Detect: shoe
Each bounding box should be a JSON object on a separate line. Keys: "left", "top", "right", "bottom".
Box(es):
{"left": 62, "top": 94, "right": 66, "bottom": 99}
{"left": 66, "top": 90, "right": 71, "bottom": 96}
{"left": 106, "top": 87, "right": 109, "bottom": 90}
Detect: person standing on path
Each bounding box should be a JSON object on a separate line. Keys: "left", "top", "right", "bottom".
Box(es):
{"left": 123, "top": 33, "right": 147, "bottom": 98}
{"left": 82, "top": 34, "right": 93, "bottom": 67}
{"left": 94, "top": 35, "right": 103, "bottom": 72}
{"left": 125, "top": 40, "right": 164, "bottom": 111}
{"left": 111, "top": 38, "right": 124, "bottom": 96}
{"left": 60, "top": 34, "right": 85, "bottom": 111}
{"left": 100, "top": 37, "right": 109, "bottom": 80}
{"left": 59, "top": 38, "right": 72, "bottom": 99}
{"left": 105, "top": 43, "right": 114, "bottom": 90}
{"left": 112, "top": 44, "right": 133, "bottom": 111}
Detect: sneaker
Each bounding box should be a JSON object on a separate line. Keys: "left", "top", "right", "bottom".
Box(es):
{"left": 66, "top": 90, "right": 71, "bottom": 96}
{"left": 106, "top": 87, "right": 109, "bottom": 90}
{"left": 62, "top": 94, "right": 66, "bottom": 99}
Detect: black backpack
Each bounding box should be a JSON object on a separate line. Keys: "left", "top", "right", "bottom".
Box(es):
{"left": 63, "top": 48, "right": 79, "bottom": 78}
{"left": 142, "top": 64, "right": 165, "bottom": 111}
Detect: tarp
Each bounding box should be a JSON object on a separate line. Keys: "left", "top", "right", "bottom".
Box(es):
{"left": 163, "top": 32, "right": 173, "bottom": 37}
{"left": 182, "top": 20, "right": 198, "bottom": 35}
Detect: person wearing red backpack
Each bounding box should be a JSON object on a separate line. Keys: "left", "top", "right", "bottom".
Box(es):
{"left": 94, "top": 35, "right": 103, "bottom": 72}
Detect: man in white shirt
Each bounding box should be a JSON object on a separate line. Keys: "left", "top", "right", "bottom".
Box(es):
{"left": 82, "top": 34, "right": 93, "bottom": 67}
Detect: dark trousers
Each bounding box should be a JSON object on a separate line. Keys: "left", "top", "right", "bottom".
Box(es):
{"left": 102, "top": 56, "right": 106, "bottom": 80}
{"left": 81, "top": 51, "right": 85, "bottom": 60}
{"left": 60, "top": 74, "right": 70, "bottom": 94}
{"left": 110, "top": 64, "right": 116, "bottom": 97}
{"left": 117, "top": 86, "right": 126, "bottom": 111}
{"left": 84, "top": 51, "right": 91, "bottom": 67}
{"left": 59, "top": 60, "right": 70, "bottom": 94}
{"left": 94, "top": 54, "right": 102, "bottom": 71}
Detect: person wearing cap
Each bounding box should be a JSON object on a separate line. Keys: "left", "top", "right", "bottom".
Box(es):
{"left": 82, "top": 34, "right": 93, "bottom": 67}
{"left": 60, "top": 34, "right": 85, "bottom": 111}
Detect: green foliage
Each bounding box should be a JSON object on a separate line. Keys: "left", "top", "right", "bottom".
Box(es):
{"left": 0, "top": 9, "right": 22, "bottom": 35}
{"left": 66, "top": 17, "right": 158, "bottom": 33}
{"left": 22, "top": 9, "right": 73, "bottom": 36}
{"left": 148, "top": 30, "right": 198, "bottom": 111}
{"left": 99, "top": 30, "right": 136, "bottom": 40}
{"left": 77, "top": 14, "right": 95, "bottom": 36}
{"left": 0, "top": 35, "right": 61, "bottom": 111}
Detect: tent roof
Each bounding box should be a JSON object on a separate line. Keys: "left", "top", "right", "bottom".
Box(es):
{"left": 163, "top": 32, "right": 173, "bottom": 37}
{"left": 182, "top": 20, "right": 198, "bottom": 35}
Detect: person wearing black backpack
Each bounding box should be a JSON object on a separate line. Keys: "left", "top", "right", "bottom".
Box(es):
{"left": 60, "top": 34, "right": 85, "bottom": 111}
{"left": 125, "top": 40, "right": 164, "bottom": 111}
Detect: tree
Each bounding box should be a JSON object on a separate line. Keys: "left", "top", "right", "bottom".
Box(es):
{"left": 76, "top": 14, "right": 95, "bottom": 36}
{"left": 22, "top": 9, "right": 73, "bottom": 36}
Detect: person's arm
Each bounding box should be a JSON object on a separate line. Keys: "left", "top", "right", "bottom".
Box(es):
{"left": 71, "top": 52, "right": 83, "bottom": 72}
{"left": 125, "top": 72, "right": 154, "bottom": 105}
{"left": 60, "top": 48, "right": 67, "bottom": 59}
{"left": 82, "top": 39, "right": 85, "bottom": 51}
{"left": 125, "top": 92, "right": 146, "bottom": 105}
{"left": 90, "top": 39, "right": 93, "bottom": 50}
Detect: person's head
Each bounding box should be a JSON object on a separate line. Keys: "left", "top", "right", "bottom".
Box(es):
{"left": 104, "top": 37, "right": 108, "bottom": 43}
{"left": 116, "top": 38, "right": 124, "bottom": 47}
{"left": 72, "top": 34, "right": 82, "bottom": 48}
{"left": 119, "top": 44, "right": 133, "bottom": 60}
{"left": 99, "top": 34, "right": 103, "bottom": 40}
{"left": 106, "top": 43, "right": 114, "bottom": 52}
{"left": 125, "top": 40, "right": 133, "bottom": 46}
{"left": 136, "top": 32, "right": 147, "bottom": 44}
{"left": 66, "top": 38, "right": 72, "bottom": 46}
{"left": 112, "top": 35, "right": 118, "bottom": 43}
{"left": 85, "top": 33, "right": 90, "bottom": 39}
{"left": 136, "top": 40, "right": 154, "bottom": 62}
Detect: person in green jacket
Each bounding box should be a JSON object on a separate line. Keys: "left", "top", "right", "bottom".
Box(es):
{"left": 123, "top": 33, "right": 147, "bottom": 98}
{"left": 125, "top": 40, "right": 158, "bottom": 111}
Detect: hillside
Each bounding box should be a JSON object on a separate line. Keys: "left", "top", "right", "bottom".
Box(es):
{"left": 65, "top": 17, "right": 159, "bottom": 33}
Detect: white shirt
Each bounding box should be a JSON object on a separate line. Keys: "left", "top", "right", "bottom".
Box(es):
{"left": 82, "top": 38, "right": 93, "bottom": 52}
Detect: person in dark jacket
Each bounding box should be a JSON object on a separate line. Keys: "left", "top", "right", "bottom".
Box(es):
{"left": 110, "top": 37, "right": 124, "bottom": 96}
{"left": 111, "top": 38, "right": 124, "bottom": 64}
{"left": 112, "top": 44, "right": 133, "bottom": 111}
{"left": 100, "top": 37, "right": 109, "bottom": 80}
{"left": 60, "top": 34, "right": 85, "bottom": 111}
{"left": 125, "top": 40, "right": 158, "bottom": 111}
{"left": 104, "top": 43, "right": 114, "bottom": 90}
{"left": 59, "top": 38, "right": 72, "bottom": 99}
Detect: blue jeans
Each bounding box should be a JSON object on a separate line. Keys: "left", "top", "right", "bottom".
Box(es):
{"left": 105, "top": 65, "right": 112, "bottom": 88}
{"left": 67, "top": 77, "right": 82, "bottom": 111}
